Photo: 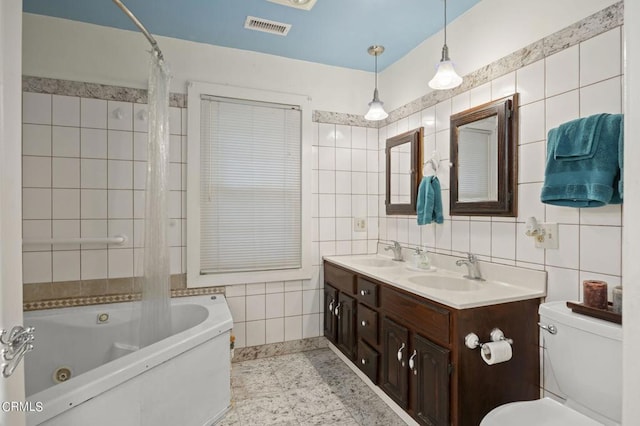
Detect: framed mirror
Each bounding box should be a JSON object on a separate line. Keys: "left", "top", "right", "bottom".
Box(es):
{"left": 450, "top": 94, "right": 518, "bottom": 216}
{"left": 385, "top": 127, "right": 423, "bottom": 215}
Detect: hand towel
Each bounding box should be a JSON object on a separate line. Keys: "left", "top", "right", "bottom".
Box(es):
{"left": 541, "top": 113, "right": 623, "bottom": 207}
{"left": 553, "top": 113, "right": 607, "bottom": 161}
{"left": 618, "top": 116, "right": 624, "bottom": 200}
{"left": 417, "top": 176, "right": 444, "bottom": 225}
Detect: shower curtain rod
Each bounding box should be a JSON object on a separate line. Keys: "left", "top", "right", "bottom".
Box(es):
{"left": 112, "top": 0, "right": 164, "bottom": 61}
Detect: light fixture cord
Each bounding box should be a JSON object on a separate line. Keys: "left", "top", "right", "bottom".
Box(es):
{"left": 374, "top": 53, "right": 378, "bottom": 89}
{"left": 444, "top": 0, "right": 447, "bottom": 47}
{"left": 440, "top": 0, "right": 450, "bottom": 62}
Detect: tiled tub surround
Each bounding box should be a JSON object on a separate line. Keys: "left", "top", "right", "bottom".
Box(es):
{"left": 22, "top": 274, "right": 226, "bottom": 311}
{"left": 20, "top": 3, "right": 622, "bottom": 359}
{"left": 20, "top": 84, "right": 379, "bottom": 349}
{"left": 22, "top": 92, "right": 187, "bottom": 285}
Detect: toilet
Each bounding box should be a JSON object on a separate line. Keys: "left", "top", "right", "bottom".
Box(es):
{"left": 481, "top": 301, "right": 622, "bottom": 426}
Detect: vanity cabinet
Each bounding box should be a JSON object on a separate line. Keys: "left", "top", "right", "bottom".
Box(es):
{"left": 323, "top": 263, "right": 357, "bottom": 360}
{"left": 380, "top": 288, "right": 452, "bottom": 425}
{"left": 323, "top": 260, "right": 540, "bottom": 426}
{"left": 411, "top": 334, "right": 450, "bottom": 426}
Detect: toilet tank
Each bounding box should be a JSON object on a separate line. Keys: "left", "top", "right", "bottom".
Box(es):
{"left": 539, "top": 301, "right": 622, "bottom": 424}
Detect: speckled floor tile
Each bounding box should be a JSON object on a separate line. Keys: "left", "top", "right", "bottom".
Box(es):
{"left": 216, "top": 407, "right": 241, "bottom": 426}
{"left": 302, "top": 408, "right": 360, "bottom": 426}
{"left": 287, "top": 383, "right": 347, "bottom": 422}
{"left": 344, "top": 394, "right": 407, "bottom": 426}
{"left": 232, "top": 367, "right": 282, "bottom": 401}
{"left": 234, "top": 394, "right": 299, "bottom": 425}
{"left": 271, "top": 354, "right": 325, "bottom": 391}
{"left": 218, "top": 348, "right": 406, "bottom": 426}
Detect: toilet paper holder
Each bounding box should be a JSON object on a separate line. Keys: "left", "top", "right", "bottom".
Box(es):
{"left": 464, "top": 328, "right": 513, "bottom": 350}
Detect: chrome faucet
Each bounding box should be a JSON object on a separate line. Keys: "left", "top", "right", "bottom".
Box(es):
{"left": 384, "top": 241, "right": 404, "bottom": 261}
{"left": 456, "top": 253, "right": 484, "bottom": 281}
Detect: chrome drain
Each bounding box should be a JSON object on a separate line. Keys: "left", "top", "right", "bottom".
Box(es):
{"left": 53, "top": 366, "right": 72, "bottom": 383}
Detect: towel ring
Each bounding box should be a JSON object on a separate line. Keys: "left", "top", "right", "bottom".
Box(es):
{"left": 423, "top": 150, "right": 453, "bottom": 175}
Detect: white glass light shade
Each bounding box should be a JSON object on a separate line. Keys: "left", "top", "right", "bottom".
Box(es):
{"left": 365, "top": 100, "right": 388, "bottom": 121}
{"left": 428, "top": 60, "right": 463, "bottom": 90}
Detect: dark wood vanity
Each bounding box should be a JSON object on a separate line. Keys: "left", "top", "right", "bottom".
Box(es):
{"left": 323, "top": 260, "right": 540, "bottom": 426}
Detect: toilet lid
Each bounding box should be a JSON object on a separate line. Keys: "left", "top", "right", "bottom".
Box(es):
{"left": 480, "top": 398, "right": 603, "bottom": 426}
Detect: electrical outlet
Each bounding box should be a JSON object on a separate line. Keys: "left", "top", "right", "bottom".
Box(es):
{"left": 535, "top": 223, "right": 559, "bottom": 249}
{"left": 354, "top": 217, "right": 367, "bottom": 232}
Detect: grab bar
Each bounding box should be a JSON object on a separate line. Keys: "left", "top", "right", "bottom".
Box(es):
{"left": 22, "top": 235, "right": 128, "bottom": 246}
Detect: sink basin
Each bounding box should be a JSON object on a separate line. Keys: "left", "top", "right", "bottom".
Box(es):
{"left": 351, "top": 258, "right": 399, "bottom": 268}
{"left": 407, "top": 275, "right": 483, "bottom": 292}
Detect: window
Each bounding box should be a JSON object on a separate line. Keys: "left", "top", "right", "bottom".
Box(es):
{"left": 187, "top": 82, "right": 311, "bottom": 287}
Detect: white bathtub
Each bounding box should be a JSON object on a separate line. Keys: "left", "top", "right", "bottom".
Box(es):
{"left": 24, "top": 294, "right": 233, "bottom": 426}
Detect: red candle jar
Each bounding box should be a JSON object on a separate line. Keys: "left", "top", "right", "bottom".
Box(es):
{"left": 583, "top": 280, "right": 608, "bottom": 309}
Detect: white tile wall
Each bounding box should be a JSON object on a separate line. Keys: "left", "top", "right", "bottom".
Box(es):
{"left": 21, "top": 28, "right": 622, "bottom": 364}
{"left": 378, "top": 27, "right": 623, "bottom": 398}
{"left": 22, "top": 94, "right": 187, "bottom": 284}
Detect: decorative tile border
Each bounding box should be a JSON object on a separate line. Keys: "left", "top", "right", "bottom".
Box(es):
{"left": 23, "top": 273, "right": 226, "bottom": 311}
{"left": 22, "top": 2, "right": 621, "bottom": 128}
{"left": 23, "top": 285, "right": 225, "bottom": 311}
{"left": 232, "top": 337, "right": 329, "bottom": 363}
{"left": 312, "top": 111, "right": 379, "bottom": 128}
{"left": 22, "top": 76, "right": 187, "bottom": 108}
{"left": 315, "top": 1, "right": 623, "bottom": 127}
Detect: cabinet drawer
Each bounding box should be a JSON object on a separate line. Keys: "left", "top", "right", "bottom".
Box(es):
{"left": 381, "top": 286, "right": 450, "bottom": 346}
{"left": 324, "top": 262, "right": 356, "bottom": 294}
{"left": 357, "top": 277, "right": 379, "bottom": 307}
{"left": 357, "top": 341, "right": 379, "bottom": 383}
{"left": 357, "top": 304, "right": 378, "bottom": 346}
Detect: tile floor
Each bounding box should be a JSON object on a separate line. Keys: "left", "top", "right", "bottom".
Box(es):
{"left": 217, "top": 348, "right": 406, "bottom": 425}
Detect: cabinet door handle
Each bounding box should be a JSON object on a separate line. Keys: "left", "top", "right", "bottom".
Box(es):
{"left": 397, "top": 343, "right": 406, "bottom": 363}
{"left": 361, "top": 320, "right": 368, "bottom": 327}
{"left": 360, "top": 289, "right": 369, "bottom": 296}
{"left": 334, "top": 302, "right": 342, "bottom": 318}
{"left": 409, "top": 350, "right": 417, "bottom": 375}
{"left": 328, "top": 299, "right": 335, "bottom": 313}
{"left": 361, "top": 358, "right": 367, "bottom": 365}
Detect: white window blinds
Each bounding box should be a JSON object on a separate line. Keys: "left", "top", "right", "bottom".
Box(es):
{"left": 199, "top": 96, "right": 302, "bottom": 274}
{"left": 457, "top": 128, "right": 498, "bottom": 202}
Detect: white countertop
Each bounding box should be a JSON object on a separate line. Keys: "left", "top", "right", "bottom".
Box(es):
{"left": 323, "top": 249, "right": 547, "bottom": 310}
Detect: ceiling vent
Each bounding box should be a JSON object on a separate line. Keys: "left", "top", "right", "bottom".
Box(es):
{"left": 266, "top": 0, "right": 317, "bottom": 11}
{"left": 244, "top": 16, "right": 292, "bottom": 36}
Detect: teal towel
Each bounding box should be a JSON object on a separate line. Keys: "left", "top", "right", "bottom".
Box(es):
{"left": 554, "top": 114, "right": 607, "bottom": 160}
{"left": 417, "top": 176, "right": 443, "bottom": 225}
{"left": 541, "top": 113, "right": 623, "bottom": 207}
{"left": 618, "top": 116, "right": 624, "bottom": 200}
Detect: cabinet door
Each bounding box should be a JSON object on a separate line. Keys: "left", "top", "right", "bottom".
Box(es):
{"left": 336, "top": 292, "right": 357, "bottom": 360}
{"left": 323, "top": 285, "right": 338, "bottom": 343}
{"left": 411, "top": 334, "right": 450, "bottom": 426}
{"left": 381, "top": 317, "right": 409, "bottom": 408}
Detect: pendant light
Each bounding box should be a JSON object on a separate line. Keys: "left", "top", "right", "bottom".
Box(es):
{"left": 428, "top": 0, "right": 463, "bottom": 90}
{"left": 364, "top": 45, "right": 388, "bottom": 121}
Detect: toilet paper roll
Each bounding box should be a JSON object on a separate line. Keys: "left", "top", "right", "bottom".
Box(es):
{"left": 481, "top": 341, "right": 512, "bottom": 365}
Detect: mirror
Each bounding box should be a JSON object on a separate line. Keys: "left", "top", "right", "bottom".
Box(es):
{"left": 386, "top": 127, "right": 423, "bottom": 215}
{"left": 450, "top": 94, "right": 518, "bottom": 216}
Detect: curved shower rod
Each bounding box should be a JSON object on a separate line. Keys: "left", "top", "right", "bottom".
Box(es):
{"left": 112, "top": 0, "right": 164, "bottom": 61}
